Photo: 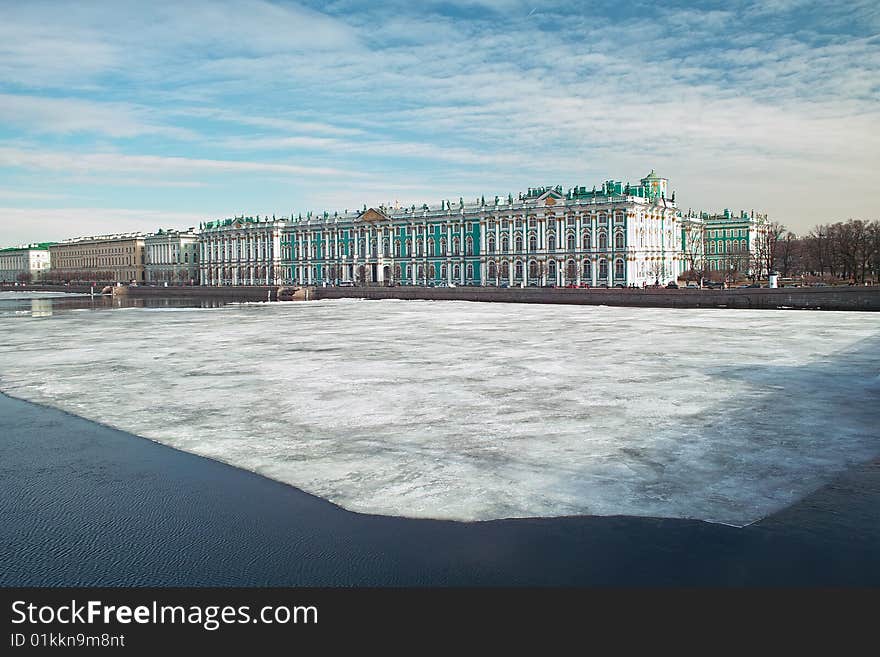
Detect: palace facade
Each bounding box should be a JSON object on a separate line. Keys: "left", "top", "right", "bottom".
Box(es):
{"left": 199, "top": 171, "right": 682, "bottom": 288}
{"left": 679, "top": 208, "right": 769, "bottom": 277}
{"left": 145, "top": 229, "right": 200, "bottom": 284}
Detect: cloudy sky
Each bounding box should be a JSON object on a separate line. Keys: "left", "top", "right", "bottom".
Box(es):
{"left": 1, "top": 0, "right": 877, "bottom": 244}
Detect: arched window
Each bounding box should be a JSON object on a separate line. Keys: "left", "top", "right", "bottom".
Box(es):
{"left": 529, "top": 260, "right": 539, "bottom": 278}
{"left": 465, "top": 236, "right": 473, "bottom": 255}
{"left": 501, "top": 261, "right": 509, "bottom": 277}
{"left": 416, "top": 240, "right": 423, "bottom": 256}
{"left": 466, "top": 263, "right": 474, "bottom": 279}
{"left": 548, "top": 233, "right": 556, "bottom": 251}
{"left": 370, "top": 238, "right": 377, "bottom": 255}
{"left": 488, "top": 236, "right": 496, "bottom": 253}
{"left": 615, "top": 232, "right": 624, "bottom": 249}
{"left": 567, "top": 233, "right": 576, "bottom": 251}
{"left": 502, "top": 236, "right": 510, "bottom": 252}
{"left": 394, "top": 241, "right": 401, "bottom": 257}
{"left": 452, "top": 237, "right": 460, "bottom": 255}
{"left": 440, "top": 264, "right": 447, "bottom": 279}
{"left": 404, "top": 239, "right": 411, "bottom": 257}
{"left": 515, "top": 236, "right": 523, "bottom": 252}
{"left": 567, "top": 260, "right": 576, "bottom": 279}
{"left": 528, "top": 234, "right": 537, "bottom": 251}
{"left": 548, "top": 260, "right": 557, "bottom": 277}
{"left": 418, "top": 265, "right": 425, "bottom": 279}
{"left": 488, "top": 261, "right": 497, "bottom": 278}
{"left": 428, "top": 238, "right": 435, "bottom": 256}
{"left": 515, "top": 261, "right": 523, "bottom": 279}
{"left": 394, "top": 264, "right": 401, "bottom": 279}
{"left": 440, "top": 238, "right": 447, "bottom": 255}
{"left": 429, "top": 264, "right": 436, "bottom": 278}
{"left": 598, "top": 233, "right": 608, "bottom": 250}
{"left": 358, "top": 239, "right": 366, "bottom": 257}
{"left": 582, "top": 231, "right": 591, "bottom": 249}
{"left": 599, "top": 259, "right": 608, "bottom": 278}
{"left": 583, "top": 260, "right": 591, "bottom": 277}
{"left": 453, "top": 264, "right": 460, "bottom": 279}
{"left": 615, "top": 259, "right": 625, "bottom": 279}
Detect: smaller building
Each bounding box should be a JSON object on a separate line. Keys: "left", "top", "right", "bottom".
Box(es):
{"left": 145, "top": 229, "right": 200, "bottom": 285}
{"left": 49, "top": 233, "right": 147, "bottom": 284}
{"left": 0, "top": 243, "right": 53, "bottom": 283}
{"left": 679, "top": 209, "right": 768, "bottom": 279}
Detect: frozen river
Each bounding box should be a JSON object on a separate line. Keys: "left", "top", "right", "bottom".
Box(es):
{"left": 0, "top": 294, "right": 878, "bottom": 526}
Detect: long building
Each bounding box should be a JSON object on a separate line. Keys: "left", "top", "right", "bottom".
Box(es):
{"left": 0, "top": 243, "right": 53, "bottom": 283}
{"left": 145, "top": 229, "right": 200, "bottom": 284}
{"left": 199, "top": 171, "right": 682, "bottom": 288}
{"left": 48, "top": 233, "right": 147, "bottom": 283}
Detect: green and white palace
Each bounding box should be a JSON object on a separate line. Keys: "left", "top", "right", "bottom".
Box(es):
{"left": 198, "top": 171, "right": 683, "bottom": 288}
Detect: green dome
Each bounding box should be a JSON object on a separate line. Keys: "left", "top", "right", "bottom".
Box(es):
{"left": 643, "top": 169, "right": 662, "bottom": 180}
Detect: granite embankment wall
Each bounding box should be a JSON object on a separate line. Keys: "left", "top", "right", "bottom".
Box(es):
{"left": 6, "top": 283, "right": 880, "bottom": 310}
{"left": 312, "top": 285, "right": 880, "bottom": 311}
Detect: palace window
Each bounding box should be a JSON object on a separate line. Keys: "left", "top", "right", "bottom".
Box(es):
{"left": 615, "top": 232, "right": 625, "bottom": 249}
{"left": 615, "top": 259, "right": 625, "bottom": 279}
{"left": 515, "top": 237, "right": 523, "bottom": 252}
{"left": 452, "top": 237, "right": 460, "bottom": 255}
{"left": 453, "top": 264, "right": 461, "bottom": 279}
{"left": 529, "top": 260, "right": 538, "bottom": 278}
{"left": 548, "top": 260, "right": 556, "bottom": 278}
{"left": 528, "top": 218, "right": 537, "bottom": 228}
{"left": 394, "top": 241, "right": 401, "bottom": 257}
{"left": 528, "top": 234, "right": 537, "bottom": 251}
{"left": 488, "top": 236, "right": 496, "bottom": 253}
{"left": 440, "top": 238, "right": 447, "bottom": 255}
{"left": 488, "top": 261, "right": 497, "bottom": 278}
{"left": 501, "top": 261, "right": 509, "bottom": 278}
{"left": 428, "top": 238, "right": 435, "bottom": 256}
{"left": 440, "top": 264, "right": 447, "bottom": 279}
{"left": 548, "top": 233, "right": 556, "bottom": 251}
{"left": 599, "top": 259, "right": 608, "bottom": 278}
{"left": 502, "top": 236, "right": 510, "bottom": 252}
{"left": 567, "top": 233, "right": 576, "bottom": 251}
{"left": 382, "top": 239, "right": 390, "bottom": 257}
{"left": 515, "top": 261, "right": 523, "bottom": 279}
{"left": 567, "top": 260, "right": 576, "bottom": 279}
{"left": 466, "top": 263, "right": 474, "bottom": 279}
{"left": 598, "top": 233, "right": 608, "bottom": 250}
{"left": 466, "top": 236, "right": 473, "bottom": 255}
{"left": 582, "top": 232, "right": 591, "bottom": 250}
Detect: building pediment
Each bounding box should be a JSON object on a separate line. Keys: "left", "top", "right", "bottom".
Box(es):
{"left": 536, "top": 189, "right": 564, "bottom": 205}
{"left": 358, "top": 208, "right": 390, "bottom": 222}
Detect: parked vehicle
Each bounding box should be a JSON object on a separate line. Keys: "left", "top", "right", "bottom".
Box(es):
{"left": 666, "top": 281, "right": 679, "bottom": 289}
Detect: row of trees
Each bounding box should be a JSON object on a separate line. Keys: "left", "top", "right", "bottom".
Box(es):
{"left": 773, "top": 219, "right": 880, "bottom": 283}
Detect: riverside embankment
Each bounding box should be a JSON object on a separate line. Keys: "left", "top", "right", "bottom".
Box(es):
{"left": 5, "top": 284, "right": 880, "bottom": 310}
{"left": 312, "top": 284, "right": 880, "bottom": 311}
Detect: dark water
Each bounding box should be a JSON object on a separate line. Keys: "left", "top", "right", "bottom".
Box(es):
{"left": 1, "top": 392, "right": 878, "bottom": 586}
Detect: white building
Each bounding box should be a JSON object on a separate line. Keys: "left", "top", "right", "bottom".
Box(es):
{"left": 0, "top": 244, "right": 53, "bottom": 283}
{"left": 145, "top": 229, "right": 200, "bottom": 284}
{"left": 199, "top": 172, "right": 682, "bottom": 288}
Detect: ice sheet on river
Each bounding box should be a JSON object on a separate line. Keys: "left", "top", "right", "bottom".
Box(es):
{"left": 1, "top": 299, "right": 878, "bottom": 526}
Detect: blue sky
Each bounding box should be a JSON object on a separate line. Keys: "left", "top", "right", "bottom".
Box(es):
{"left": 1, "top": 0, "right": 878, "bottom": 244}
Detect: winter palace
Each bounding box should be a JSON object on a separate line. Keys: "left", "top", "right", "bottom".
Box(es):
{"left": 198, "top": 171, "right": 683, "bottom": 288}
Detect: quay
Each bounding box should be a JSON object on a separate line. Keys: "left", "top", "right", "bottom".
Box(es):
{"left": 4, "top": 283, "right": 880, "bottom": 311}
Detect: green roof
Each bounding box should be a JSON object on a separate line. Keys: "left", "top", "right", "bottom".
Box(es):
{"left": 0, "top": 242, "right": 54, "bottom": 252}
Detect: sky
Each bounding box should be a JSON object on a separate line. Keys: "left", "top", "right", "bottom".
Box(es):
{"left": 0, "top": 0, "right": 878, "bottom": 245}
